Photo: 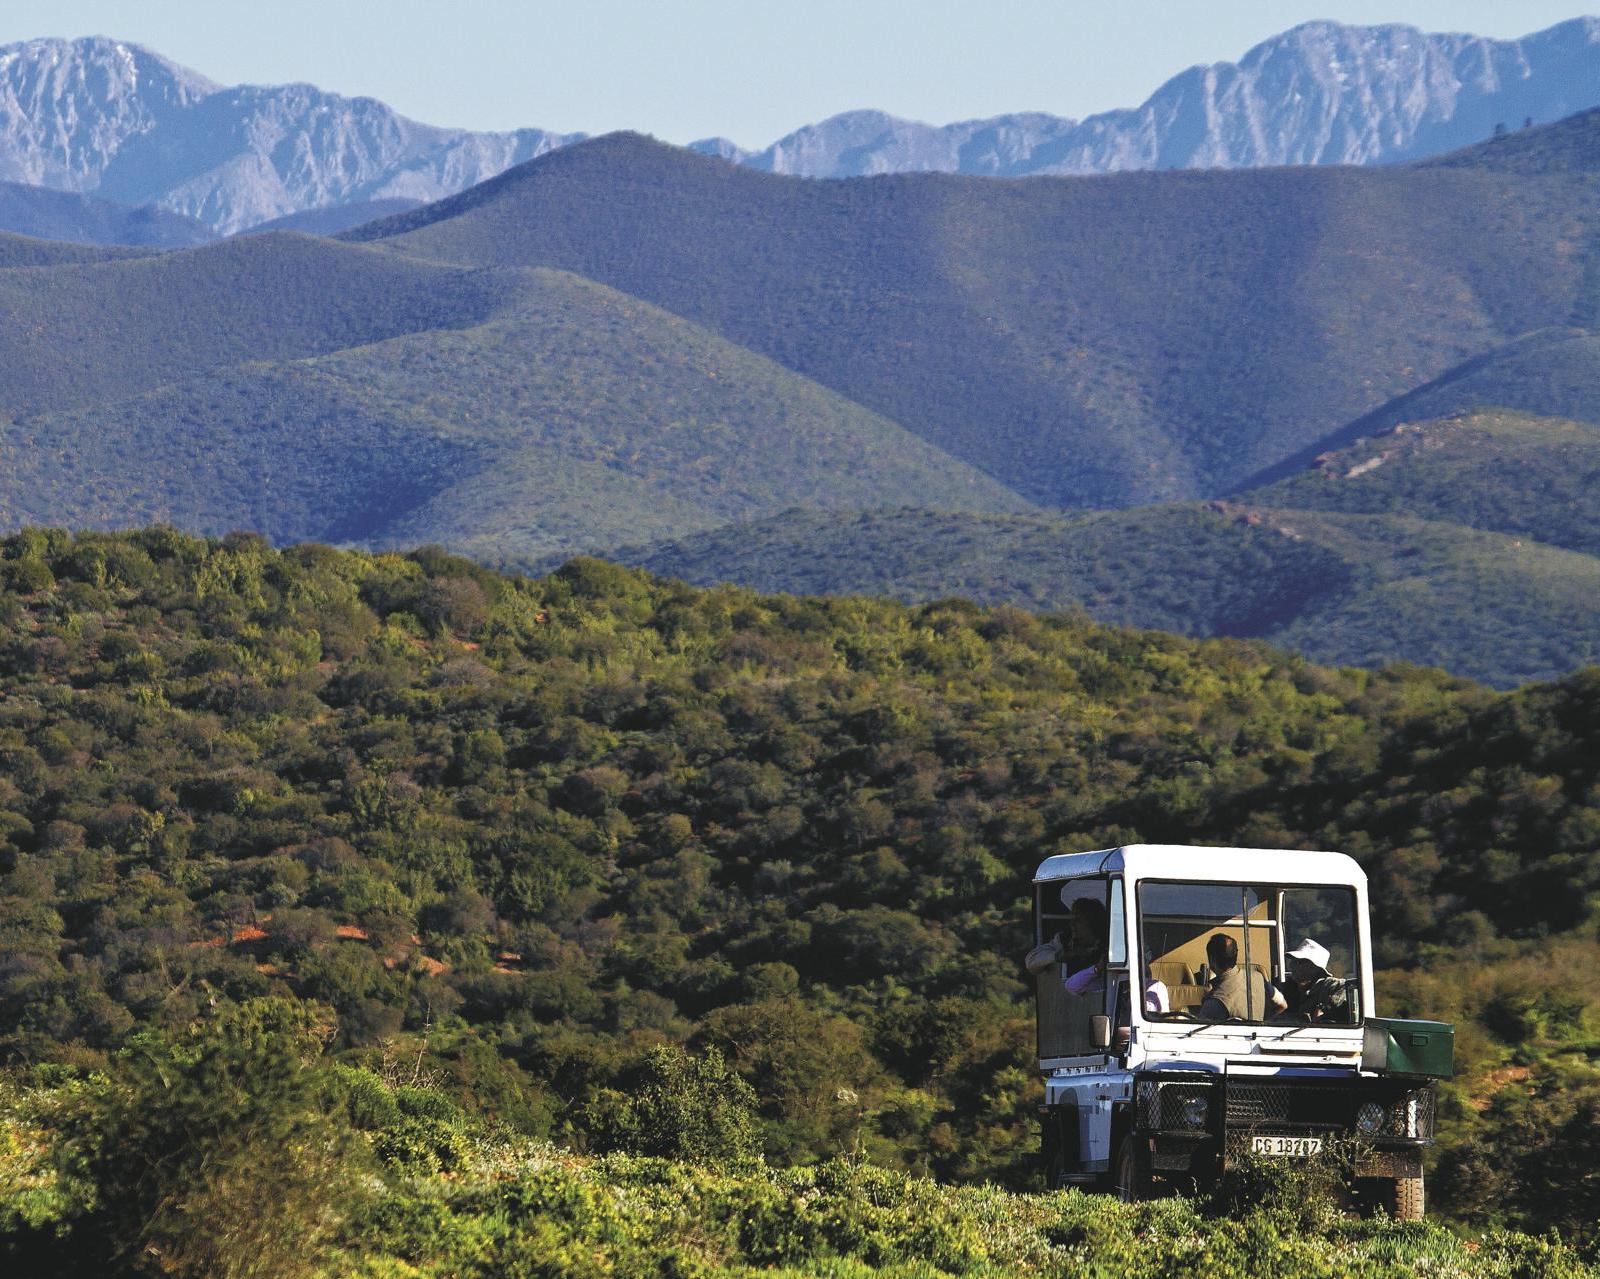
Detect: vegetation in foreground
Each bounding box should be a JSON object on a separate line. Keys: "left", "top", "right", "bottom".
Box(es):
{"left": 3, "top": 1004, "right": 1593, "bottom": 1279}
{"left": 0, "top": 528, "right": 1597, "bottom": 1262}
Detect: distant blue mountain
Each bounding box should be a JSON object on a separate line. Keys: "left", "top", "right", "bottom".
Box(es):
{"left": 703, "top": 19, "right": 1600, "bottom": 176}
{"left": 0, "top": 178, "right": 213, "bottom": 246}
{"left": 1, "top": 19, "right": 1598, "bottom": 234}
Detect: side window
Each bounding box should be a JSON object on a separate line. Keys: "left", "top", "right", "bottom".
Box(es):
{"left": 1035, "top": 878, "right": 1113, "bottom": 1062}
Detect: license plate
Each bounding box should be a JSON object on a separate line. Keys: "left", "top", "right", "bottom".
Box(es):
{"left": 1251, "top": 1135, "right": 1324, "bottom": 1158}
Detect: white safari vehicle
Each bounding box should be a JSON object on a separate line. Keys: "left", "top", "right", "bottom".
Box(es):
{"left": 1032, "top": 844, "right": 1452, "bottom": 1218}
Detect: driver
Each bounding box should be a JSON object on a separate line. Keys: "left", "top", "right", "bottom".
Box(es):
{"left": 1281, "top": 938, "right": 1350, "bottom": 1022}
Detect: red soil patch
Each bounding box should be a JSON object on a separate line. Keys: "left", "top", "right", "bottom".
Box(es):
{"left": 1471, "top": 1064, "right": 1533, "bottom": 1111}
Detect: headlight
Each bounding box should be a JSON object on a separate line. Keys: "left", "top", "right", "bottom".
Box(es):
{"left": 1180, "top": 1093, "right": 1209, "bottom": 1129}
{"left": 1393, "top": 1092, "right": 1431, "bottom": 1139}
{"left": 1356, "top": 1101, "right": 1385, "bottom": 1135}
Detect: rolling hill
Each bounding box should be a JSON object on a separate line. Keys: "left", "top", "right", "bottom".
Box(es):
{"left": 1424, "top": 103, "right": 1600, "bottom": 177}
{"left": 241, "top": 198, "right": 425, "bottom": 237}
{"left": 0, "top": 110, "right": 1597, "bottom": 684}
{"left": 0, "top": 268, "right": 1027, "bottom": 561}
{"left": 346, "top": 132, "right": 1600, "bottom": 508}
{"left": 614, "top": 503, "right": 1600, "bottom": 687}
{"left": 0, "top": 229, "right": 151, "bottom": 268}
{"left": 0, "top": 231, "right": 530, "bottom": 416}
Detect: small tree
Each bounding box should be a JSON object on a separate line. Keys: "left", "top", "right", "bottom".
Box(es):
{"left": 585, "top": 1045, "right": 762, "bottom": 1170}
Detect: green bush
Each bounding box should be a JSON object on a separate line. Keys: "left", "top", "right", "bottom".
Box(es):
{"left": 55, "top": 999, "right": 356, "bottom": 1279}
{"left": 584, "top": 1046, "right": 761, "bottom": 1171}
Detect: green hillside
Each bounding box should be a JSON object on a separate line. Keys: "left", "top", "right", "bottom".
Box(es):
{"left": 618, "top": 503, "right": 1600, "bottom": 686}
{"left": 1241, "top": 410, "right": 1600, "bottom": 555}
{"left": 1, "top": 530, "right": 1599, "bottom": 1265}
{"left": 347, "top": 132, "right": 1600, "bottom": 507}
{"left": 0, "top": 269, "right": 1027, "bottom": 561}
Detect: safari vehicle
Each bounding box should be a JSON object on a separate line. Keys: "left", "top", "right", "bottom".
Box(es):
{"left": 1032, "top": 844, "right": 1452, "bottom": 1218}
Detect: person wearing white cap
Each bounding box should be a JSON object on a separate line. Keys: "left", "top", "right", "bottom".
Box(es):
{"left": 1282, "top": 937, "right": 1350, "bottom": 1023}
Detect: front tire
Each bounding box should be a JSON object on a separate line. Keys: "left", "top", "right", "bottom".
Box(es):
{"left": 1386, "top": 1172, "right": 1425, "bottom": 1221}
{"left": 1359, "top": 1172, "right": 1425, "bottom": 1220}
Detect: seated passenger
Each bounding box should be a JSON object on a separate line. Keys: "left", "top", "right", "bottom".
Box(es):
{"left": 1144, "top": 967, "right": 1171, "bottom": 1014}
{"left": 1281, "top": 937, "right": 1350, "bottom": 1023}
{"left": 1060, "top": 898, "right": 1109, "bottom": 996}
{"left": 1197, "top": 933, "right": 1287, "bottom": 1021}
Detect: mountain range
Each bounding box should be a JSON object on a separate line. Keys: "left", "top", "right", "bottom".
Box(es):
{"left": 2, "top": 50, "right": 1600, "bottom": 682}
{"left": 0, "top": 111, "right": 1597, "bottom": 682}
{"left": 2, "top": 18, "right": 1599, "bottom": 234}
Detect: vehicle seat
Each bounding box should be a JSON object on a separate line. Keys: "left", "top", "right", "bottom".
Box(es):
{"left": 1147, "top": 960, "right": 1192, "bottom": 989}
{"left": 1168, "top": 984, "right": 1208, "bottom": 1012}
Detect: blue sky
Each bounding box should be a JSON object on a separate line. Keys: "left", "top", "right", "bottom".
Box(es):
{"left": 2, "top": 2, "right": 1596, "bottom": 145}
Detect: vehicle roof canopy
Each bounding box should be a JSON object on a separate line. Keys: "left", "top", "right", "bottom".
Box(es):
{"left": 1032, "top": 844, "right": 1366, "bottom": 888}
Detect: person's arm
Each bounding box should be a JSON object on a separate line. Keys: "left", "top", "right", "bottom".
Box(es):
{"left": 1063, "top": 959, "right": 1104, "bottom": 996}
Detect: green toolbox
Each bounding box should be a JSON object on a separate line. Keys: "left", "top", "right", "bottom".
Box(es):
{"left": 1363, "top": 1017, "right": 1455, "bottom": 1078}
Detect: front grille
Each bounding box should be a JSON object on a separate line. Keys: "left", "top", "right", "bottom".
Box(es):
{"left": 1225, "top": 1082, "right": 1350, "bottom": 1129}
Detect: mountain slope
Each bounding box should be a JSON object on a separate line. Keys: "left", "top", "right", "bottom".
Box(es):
{"left": 0, "top": 228, "right": 150, "bottom": 267}
{"left": 0, "top": 269, "right": 1028, "bottom": 561}
{"left": 1239, "top": 410, "right": 1600, "bottom": 556}
{"left": 347, "top": 132, "right": 1600, "bottom": 508}
{"left": 615, "top": 504, "right": 1600, "bottom": 687}
{"left": 0, "top": 178, "right": 214, "bottom": 246}
{"left": 1423, "top": 103, "right": 1600, "bottom": 176}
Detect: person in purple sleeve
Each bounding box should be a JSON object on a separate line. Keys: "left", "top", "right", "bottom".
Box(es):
{"left": 1061, "top": 898, "right": 1109, "bottom": 996}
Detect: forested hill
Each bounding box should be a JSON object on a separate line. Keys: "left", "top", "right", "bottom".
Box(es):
{"left": 1, "top": 528, "right": 1598, "bottom": 1244}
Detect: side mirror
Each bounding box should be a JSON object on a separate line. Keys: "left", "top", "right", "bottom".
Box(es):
{"left": 1091, "top": 1015, "right": 1112, "bottom": 1050}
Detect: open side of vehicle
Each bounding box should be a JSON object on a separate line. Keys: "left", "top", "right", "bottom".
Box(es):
{"left": 1033, "top": 844, "right": 1452, "bottom": 1218}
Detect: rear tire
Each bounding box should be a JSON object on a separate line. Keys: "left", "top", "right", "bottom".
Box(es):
{"left": 1045, "top": 1144, "right": 1070, "bottom": 1190}
{"left": 1112, "top": 1132, "right": 1149, "bottom": 1202}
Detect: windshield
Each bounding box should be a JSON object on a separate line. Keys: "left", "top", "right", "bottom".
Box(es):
{"left": 1138, "top": 881, "right": 1361, "bottom": 1025}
